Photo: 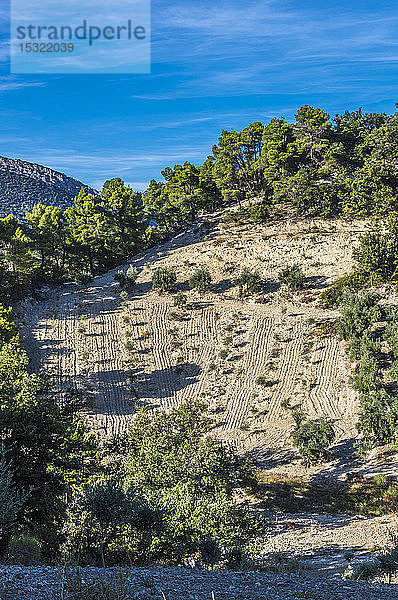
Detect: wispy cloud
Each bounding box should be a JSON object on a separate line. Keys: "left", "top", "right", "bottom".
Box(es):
{"left": 0, "top": 76, "right": 46, "bottom": 92}
{"left": 144, "top": 0, "right": 398, "bottom": 98}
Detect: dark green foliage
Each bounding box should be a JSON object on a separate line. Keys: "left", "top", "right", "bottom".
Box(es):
{"left": 115, "top": 266, "right": 139, "bottom": 292}
{"left": 114, "top": 270, "right": 125, "bottom": 285}
{"left": 64, "top": 478, "right": 158, "bottom": 567}
{"left": 352, "top": 213, "right": 398, "bottom": 282}
{"left": 125, "top": 266, "right": 139, "bottom": 290}
{"left": 0, "top": 310, "right": 98, "bottom": 558}
{"left": 335, "top": 292, "right": 398, "bottom": 449}
{"left": 173, "top": 292, "right": 187, "bottom": 308}
{"left": 199, "top": 538, "right": 222, "bottom": 569}
{"left": 0, "top": 305, "right": 18, "bottom": 344}
{"left": 0, "top": 453, "right": 31, "bottom": 540}
{"left": 6, "top": 533, "right": 41, "bottom": 566}
{"left": 292, "top": 418, "right": 335, "bottom": 465}
{"left": 0, "top": 340, "right": 97, "bottom": 555}
{"left": 337, "top": 289, "right": 381, "bottom": 340}
{"left": 212, "top": 122, "right": 265, "bottom": 201}
{"left": 143, "top": 161, "right": 222, "bottom": 232}
{"left": 351, "top": 337, "right": 381, "bottom": 393}
{"left": 151, "top": 267, "right": 177, "bottom": 292}
{"left": 189, "top": 268, "right": 212, "bottom": 292}
{"left": 121, "top": 399, "right": 255, "bottom": 563}
{"left": 357, "top": 388, "right": 398, "bottom": 446}
{"left": 76, "top": 272, "right": 92, "bottom": 287}
{"left": 234, "top": 268, "right": 262, "bottom": 296}
{"left": 319, "top": 271, "right": 372, "bottom": 308}
{"left": 245, "top": 201, "right": 269, "bottom": 223}
{"left": 278, "top": 264, "right": 305, "bottom": 290}
{"left": 384, "top": 315, "right": 398, "bottom": 359}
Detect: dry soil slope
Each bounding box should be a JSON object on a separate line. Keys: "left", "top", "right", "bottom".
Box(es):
{"left": 22, "top": 214, "right": 365, "bottom": 459}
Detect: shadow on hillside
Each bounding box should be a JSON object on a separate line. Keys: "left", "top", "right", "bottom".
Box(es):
{"left": 265, "top": 280, "right": 280, "bottom": 294}
{"left": 305, "top": 275, "right": 329, "bottom": 290}
{"left": 212, "top": 279, "right": 235, "bottom": 294}
{"left": 136, "top": 362, "right": 201, "bottom": 398}
{"left": 254, "top": 448, "right": 298, "bottom": 468}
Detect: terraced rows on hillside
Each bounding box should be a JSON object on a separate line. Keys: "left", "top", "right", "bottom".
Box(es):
{"left": 21, "top": 216, "right": 363, "bottom": 462}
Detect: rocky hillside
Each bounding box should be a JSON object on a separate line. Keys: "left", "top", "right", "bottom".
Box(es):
{"left": 22, "top": 212, "right": 363, "bottom": 461}
{"left": 0, "top": 156, "right": 96, "bottom": 220}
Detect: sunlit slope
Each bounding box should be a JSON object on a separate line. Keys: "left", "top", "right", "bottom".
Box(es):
{"left": 22, "top": 214, "right": 365, "bottom": 457}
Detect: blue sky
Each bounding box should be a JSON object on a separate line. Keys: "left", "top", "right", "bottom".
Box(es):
{"left": 1, "top": 0, "right": 398, "bottom": 190}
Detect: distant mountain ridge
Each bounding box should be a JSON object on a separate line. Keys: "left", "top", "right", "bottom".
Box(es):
{"left": 0, "top": 156, "right": 96, "bottom": 220}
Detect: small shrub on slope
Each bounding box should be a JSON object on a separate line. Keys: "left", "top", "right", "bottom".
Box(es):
{"left": 234, "top": 268, "right": 262, "bottom": 296}
{"left": 292, "top": 418, "right": 335, "bottom": 465}
{"left": 337, "top": 289, "right": 381, "bottom": 340}
{"left": 76, "top": 271, "right": 92, "bottom": 287}
{"left": 189, "top": 268, "right": 212, "bottom": 292}
{"left": 173, "top": 292, "right": 187, "bottom": 308}
{"left": 152, "top": 267, "right": 177, "bottom": 293}
{"left": 278, "top": 264, "right": 304, "bottom": 291}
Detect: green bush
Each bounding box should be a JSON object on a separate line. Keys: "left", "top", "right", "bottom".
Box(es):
{"left": 63, "top": 478, "right": 158, "bottom": 567}
{"left": 0, "top": 337, "right": 97, "bottom": 559}
{"left": 122, "top": 399, "right": 255, "bottom": 564}
{"left": 319, "top": 271, "right": 373, "bottom": 308}
{"left": 115, "top": 267, "right": 139, "bottom": 292}
{"left": 278, "top": 264, "right": 304, "bottom": 290}
{"left": 199, "top": 538, "right": 222, "bottom": 569}
{"left": 152, "top": 267, "right": 177, "bottom": 293}
{"left": 245, "top": 201, "right": 269, "bottom": 223}
{"left": 6, "top": 533, "right": 41, "bottom": 565}
{"left": 76, "top": 272, "right": 92, "bottom": 287}
{"left": 351, "top": 337, "right": 381, "bottom": 393}
{"left": 384, "top": 315, "right": 398, "bottom": 359}
{"left": 337, "top": 289, "right": 381, "bottom": 340}
{"left": 292, "top": 418, "right": 335, "bottom": 465}
{"left": 124, "top": 266, "right": 139, "bottom": 291}
{"left": 353, "top": 213, "right": 398, "bottom": 283}
{"left": 173, "top": 292, "right": 187, "bottom": 308}
{"left": 356, "top": 388, "right": 398, "bottom": 446}
{"left": 234, "top": 268, "right": 262, "bottom": 296}
{"left": 189, "top": 268, "right": 212, "bottom": 292}
{"left": 114, "top": 270, "right": 125, "bottom": 286}
{"left": 0, "top": 305, "right": 18, "bottom": 344}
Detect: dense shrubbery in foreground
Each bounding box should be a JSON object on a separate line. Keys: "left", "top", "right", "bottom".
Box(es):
{"left": 64, "top": 399, "right": 256, "bottom": 568}
{"left": 0, "top": 307, "right": 98, "bottom": 560}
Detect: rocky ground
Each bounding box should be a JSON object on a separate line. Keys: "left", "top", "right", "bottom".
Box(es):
{"left": 2, "top": 511, "right": 398, "bottom": 599}
{"left": 1, "top": 564, "right": 398, "bottom": 600}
